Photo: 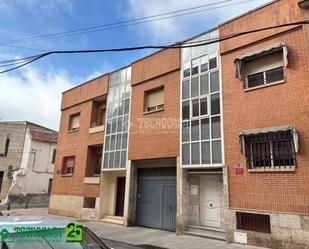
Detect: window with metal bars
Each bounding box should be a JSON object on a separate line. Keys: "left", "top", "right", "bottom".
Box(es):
{"left": 236, "top": 212, "right": 271, "bottom": 233}
{"left": 244, "top": 131, "right": 296, "bottom": 169}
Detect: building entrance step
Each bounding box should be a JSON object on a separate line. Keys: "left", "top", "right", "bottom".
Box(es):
{"left": 183, "top": 225, "right": 226, "bottom": 241}
{"left": 101, "top": 215, "right": 124, "bottom": 225}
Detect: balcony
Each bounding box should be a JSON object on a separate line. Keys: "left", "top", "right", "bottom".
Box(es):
{"left": 89, "top": 97, "right": 106, "bottom": 134}
{"left": 85, "top": 144, "right": 102, "bottom": 184}
{"left": 89, "top": 124, "right": 105, "bottom": 134}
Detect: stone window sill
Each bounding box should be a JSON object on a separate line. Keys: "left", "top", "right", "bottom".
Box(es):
{"left": 61, "top": 173, "right": 74, "bottom": 177}
{"left": 143, "top": 109, "right": 164, "bottom": 115}
{"left": 248, "top": 166, "right": 295, "bottom": 173}
{"left": 68, "top": 129, "right": 79, "bottom": 134}
{"left": 244, "top": 79, "right": 285, "bottom": 92}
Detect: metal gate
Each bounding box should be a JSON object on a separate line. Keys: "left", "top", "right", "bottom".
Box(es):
{"left": 136, "top": 167, "right": 176, "bottom": 231}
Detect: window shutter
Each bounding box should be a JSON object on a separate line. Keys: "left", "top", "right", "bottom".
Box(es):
{"left": 245, "top": 51, "right": 283, "bottom": 77}
{"left": 146, "top": 88, "right": 164, "bottom": 108}
{"left": 66, "top": 157, "right": 75, "bottom": 168}
{"left": 71, "top": 115, "right": 80, "bottom": 129}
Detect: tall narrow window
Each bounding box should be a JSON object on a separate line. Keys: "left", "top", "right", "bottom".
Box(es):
{"left": 181, "top": 40, "right": 222, "bottom": 167}
{"left": 51, "top": 149, "right": 56, "bottom": 164}
{"left": 4, "top": 134, "right": 10, "bottom": 157}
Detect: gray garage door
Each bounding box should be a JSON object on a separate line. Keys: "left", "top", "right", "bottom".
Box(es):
{"left": 136, "top": 167, "right": 176, "bottom": 231}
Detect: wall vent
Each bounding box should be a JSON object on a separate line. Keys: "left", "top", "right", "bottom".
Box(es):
{"left": 236, "top": 212, "right": 271, "bottom": 233}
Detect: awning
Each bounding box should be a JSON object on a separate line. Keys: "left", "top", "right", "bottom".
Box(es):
{"left": 239, "top": 125, "right": 298, "bottom": 154}
{"left": 234, "top": 42, "right": 288, "bottom": 79}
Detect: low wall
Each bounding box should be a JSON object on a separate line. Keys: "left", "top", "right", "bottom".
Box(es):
{"left": 48, "top": 194, "right": 83, "bottom": 218}
{"left": 225, "top": 209, "right": 309, "bottom": 249}
{"left": 8, "top": 193, "right": 50, "bottom": 205}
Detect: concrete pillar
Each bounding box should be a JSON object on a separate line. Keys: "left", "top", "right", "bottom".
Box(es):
{"left": 176, "top": 156, "right": 183, "bottom": 234}
{"left": 123, "top": 160, "right": 132, "bottom": 226}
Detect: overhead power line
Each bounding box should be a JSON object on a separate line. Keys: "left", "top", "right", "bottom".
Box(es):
{"left": 6, "top": 0, "right": 233, "bottom": 43}
{"left": 0, "top": 0, "right": 254, "bottom": 52}
{"left": 0, "top": 20, "right": 308, "bottom": 75}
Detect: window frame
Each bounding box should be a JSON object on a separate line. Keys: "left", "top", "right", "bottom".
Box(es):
{"left": 242, "top": 50, "right": 286, "bottom": 89}
{"left": 144, "top": 86, "right": 165, "bottom": 114}
{"left": 61, "top": 156, "right": 75, "bottom": 176}
{"left": 51, "top": 149, "right": 56, "bottom": 164}
{"left": 68, "top": 112, "right": 81, "bottom": 132}
{"left": 181, "top": 50, "right": 223, "bottom": 167}
{"left": 246, "top": 66, "right": 284, "bottom": 88}
{"left": 244, "top": 132, "right": 296, "bottom": 170}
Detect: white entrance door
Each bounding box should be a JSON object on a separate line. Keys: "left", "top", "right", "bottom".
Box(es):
{"left": 199, "top": 175, "right": 221, "bottom": 227}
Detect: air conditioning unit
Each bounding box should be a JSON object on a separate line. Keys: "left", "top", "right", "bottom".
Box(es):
{"left": 7, "top": 171, "right": 13, "bottom": 178}
{"left": 8, "top": 165, "right": 16, "bottom": 171}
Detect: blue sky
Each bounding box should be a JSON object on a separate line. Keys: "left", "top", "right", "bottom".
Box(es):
{"left": 0, "top": 0, "right": 271, "bottom": 130}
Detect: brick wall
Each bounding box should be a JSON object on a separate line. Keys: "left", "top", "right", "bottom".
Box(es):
{"left": 128, "top": 48, "right": 180, "bottom": 160}
{"left": 52, "top": 76, "right": 108, "bottom": 197}
{"left": 220, "top": 0, "right": 309, "bottom": 214}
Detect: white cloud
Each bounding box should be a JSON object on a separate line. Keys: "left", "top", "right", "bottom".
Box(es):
{"left": 125, "top": 0, "right": 272, "bottom": 42}
{"left": 0, "top": 66, "right": 74, "bottom": 131}
{"left": 85, "top": 61, "right": 115, "bottom": 81}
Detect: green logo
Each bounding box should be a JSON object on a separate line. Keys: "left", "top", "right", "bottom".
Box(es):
{"left": 0, "top": 228, "right": 9, "bottom": 240}
{"left": 65, "top": 223, "right": 83, "bottom": 242}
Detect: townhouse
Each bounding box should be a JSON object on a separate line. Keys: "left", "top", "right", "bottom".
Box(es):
{"left": 50, "top": 0, "right": 309, "bottom": 248}
{"left": 49, "top": 75, "right": 108, "bottom": 218}
{"left": 0, "top": 121, "right": 57, "bottom": 205}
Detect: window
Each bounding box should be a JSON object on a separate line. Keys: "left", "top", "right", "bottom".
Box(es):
{"left": 181, "top": 50, "right": 222, "bottom": 167}
{"left": 244, "top": 131, "right": 296, "bottom": 169}
{"left": 68, "top": 113, "right": 80, "bottom": 131}
{"left": 51, "top": 149, "right": 56, "bottom": 164}
{"left": 83, "top": 197, "right": 96, "bottom": 209}
{"left": 47, "top": 179, "right": 53, "bottom": 194}
{"left": 236, "top": 212, "right": 271, "bottom": 233}
{"left": 103, "top": 67, "right": 131, "bottom": 169}
{"left": 62, "top": 156, "right": 75, "bottom": 175}
{"left": 244, "top": 51, "right": 284, "bottom": 88}
{"left": 144, "top": 87, "right": 164, "bottom": 113}
{"left": 0, "top": 134, "right": 10, "bottom": 157}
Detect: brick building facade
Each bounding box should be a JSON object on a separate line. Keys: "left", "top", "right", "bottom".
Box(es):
{"left": 220, "top": 0, "right": 309, "bottom": 247}
{"left": 49, "top": 0, "right": 309, "bottom": 247}
{"left": 49, "top": 75, "right": 108, "bottom": 218}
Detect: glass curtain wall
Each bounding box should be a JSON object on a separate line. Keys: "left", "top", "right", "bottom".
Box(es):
{"left": 181, "top": 30, "right": 223, "bottom": 167}
{"left": 103, "top": 67, "right": 131, "bottom": 169}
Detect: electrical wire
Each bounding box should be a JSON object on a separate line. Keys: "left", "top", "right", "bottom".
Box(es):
{"left": 6, "top": 0, "right": 233, "bottom": 43}
{"left": 0, "top": 0, "right": 255, "bottom": 52}
{"left": 0, "top": 20, "right": 308, "bottom": 75}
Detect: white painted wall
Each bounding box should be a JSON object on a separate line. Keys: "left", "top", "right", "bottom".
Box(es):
{"left": 8, "top": 128, "right": 55, "bottom": 196}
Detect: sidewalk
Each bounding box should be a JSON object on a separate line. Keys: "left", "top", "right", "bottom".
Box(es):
{"left": 83, "top": 220, "right": 266, "bottom": 249}
{"left": 1, "top": 208, "right": 267, "bottom": 249}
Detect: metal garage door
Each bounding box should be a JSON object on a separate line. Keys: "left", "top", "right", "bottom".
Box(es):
{"left": 136, "top": 167, "right": 176, "bottom": 231}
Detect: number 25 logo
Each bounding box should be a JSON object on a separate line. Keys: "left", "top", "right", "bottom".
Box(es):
{"left": 65, "top": 223, "right": 83, "bottom": 242}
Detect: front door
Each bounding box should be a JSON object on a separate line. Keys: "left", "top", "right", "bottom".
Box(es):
{"left": 200, "top": 175, "right": 221, "bottom": 227}
{"left": 115, "top": 177, "right": 126, "bottom": 216}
